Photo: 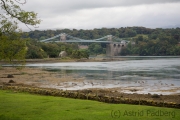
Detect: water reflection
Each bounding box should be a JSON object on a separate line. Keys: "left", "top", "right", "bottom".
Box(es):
{"left": 25, "top": 57, "right": 180, "bottom": 94}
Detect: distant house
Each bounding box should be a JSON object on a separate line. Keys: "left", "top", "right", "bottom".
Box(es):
{"left": 78, "top": 45, "right": 88, "bottom": 49}
{"left": 178, "top": 42, "right": 180, "bottom": 46}
{"left": 131, "top": 42, "right": 136, "bottom": 45}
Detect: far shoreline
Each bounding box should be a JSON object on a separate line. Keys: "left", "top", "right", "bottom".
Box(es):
{"left": 1, "top": 56, "right": 180, "bottom": 64}
{"left": 0, "top": 57, "right": 126, "bottom": 64}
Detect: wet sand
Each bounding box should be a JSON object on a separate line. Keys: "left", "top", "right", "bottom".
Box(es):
{"left": 0, "top": 67, "right": 180, "bottom": 94}
{"left": 0, "top": 67, "right": 180, "bottom": 105}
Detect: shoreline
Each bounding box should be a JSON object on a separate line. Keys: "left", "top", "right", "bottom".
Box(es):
{"left": 1, "top": 84, "right": 180, "bottom": 109}
{"left": 0, "top": 67, "right": 180, "bottom": 108}
{"left": 0, "top": 57, "right": 123, "bottom": 63}
{"left": 0, "top": 67, "right": 179, "bottom": 95}
{"left": 1, "top": 56, "right": 180, "bottom": 64}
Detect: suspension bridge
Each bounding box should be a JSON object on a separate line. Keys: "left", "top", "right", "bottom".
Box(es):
{"left": 39, "top": 33, "right": 129, "bottom": 56}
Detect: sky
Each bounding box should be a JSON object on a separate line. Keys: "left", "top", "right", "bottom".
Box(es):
{"left": 19, "top": 0, "right": 180, "bottom": 31}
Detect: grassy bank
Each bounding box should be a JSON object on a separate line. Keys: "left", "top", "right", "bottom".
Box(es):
{"left": 0, "top": 90, "right": 180, "bottom": 120}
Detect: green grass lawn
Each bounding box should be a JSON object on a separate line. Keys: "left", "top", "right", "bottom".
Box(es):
{"left": 0, "top": 90, "right": 179, "bottom": 120}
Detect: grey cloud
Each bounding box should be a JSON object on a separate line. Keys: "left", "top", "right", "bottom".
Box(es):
{"left": 19, "top": 0, "right": 180, "bottom": 30}
{"left": 24, "top": 0, "right": 180, "bottom": 13}
{"left": 65, "top": 0, "right": 180, "bottom": 9}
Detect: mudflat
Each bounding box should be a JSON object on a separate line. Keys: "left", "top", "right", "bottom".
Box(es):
{"left": 0, "top": 67, "right": 180, "bottom": 105}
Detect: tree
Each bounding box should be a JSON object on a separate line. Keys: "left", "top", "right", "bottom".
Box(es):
{"left": 88, "top": 43, "right": 104, "bottom": 55}
{"left": 0, "top": 0, "right": 41, "bottom": 31}
{"left": 71, "top": 50, "right": 89, "bottom": 59}
{"left": 0, "top": 32, "right": 27, "bottom": 62}
{"left": 26, "top": 40, "right": 47, "bottom": 59}
{"left": 0, "top": 0, "right": 41, "bottom": 63}
{"left": 40, "top": 43, "right": 60, "bottom": 58}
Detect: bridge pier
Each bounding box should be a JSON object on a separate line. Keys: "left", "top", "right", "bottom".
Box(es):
{"left": 106, "top": 43, "right": 125, "bottom": 56}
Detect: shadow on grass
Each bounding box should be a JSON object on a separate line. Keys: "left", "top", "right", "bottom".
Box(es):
{"left": 0, "top": 115, "right": 22, "bottom": 120}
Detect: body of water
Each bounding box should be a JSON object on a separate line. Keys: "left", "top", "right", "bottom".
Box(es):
{"left": 25, "top": 57, "right": 180, "bottom": 95}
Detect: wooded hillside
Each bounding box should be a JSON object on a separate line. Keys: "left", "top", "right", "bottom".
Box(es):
{"left": 23, "top": 27, "right": 180, "bottom": 58}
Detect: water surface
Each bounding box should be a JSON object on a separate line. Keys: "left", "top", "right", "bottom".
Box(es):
{"left": 25, "top": 57, "right": 180, "bottom": 94}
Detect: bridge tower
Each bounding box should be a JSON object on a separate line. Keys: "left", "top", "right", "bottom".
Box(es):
{"left": 107, "top": 35, "right": 113, "bottom": 41}
{"left": 60, "top": 33, "right": 66, "bottom": 41}
{"left": 106, "top": 35, "right": 114, "bottom": 56}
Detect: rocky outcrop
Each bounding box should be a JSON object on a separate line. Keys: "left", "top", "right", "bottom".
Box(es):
{"left": 59, "top": 51, "right": 67, "bottom": 58}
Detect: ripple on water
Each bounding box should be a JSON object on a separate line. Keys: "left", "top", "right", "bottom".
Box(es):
{"left": 16, "top": 57, "right": 180, "bottom": 94}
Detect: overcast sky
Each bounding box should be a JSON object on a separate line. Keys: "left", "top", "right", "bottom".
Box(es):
{"left": 19, "top": 0, "right": 180, "bottom": 31}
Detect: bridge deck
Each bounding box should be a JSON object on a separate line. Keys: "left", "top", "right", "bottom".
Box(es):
{"left": 48, "top": 40, "right": 112, "bottom": 43}
{"left": 39, "top": 33, "right": 128, "bottom": 44}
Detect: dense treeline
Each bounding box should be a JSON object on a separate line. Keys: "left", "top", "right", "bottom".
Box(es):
{"left": 125, "top": 28, "right": 180, "bottom": 56}
{"left": 25, "top": 40, "right": 89, "bottom": 59}
{"left": 24, "top": 27, "right": 180, "bottom": 57}
{"left": 23, "top": 27, "right": 151, "bottom": 40}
